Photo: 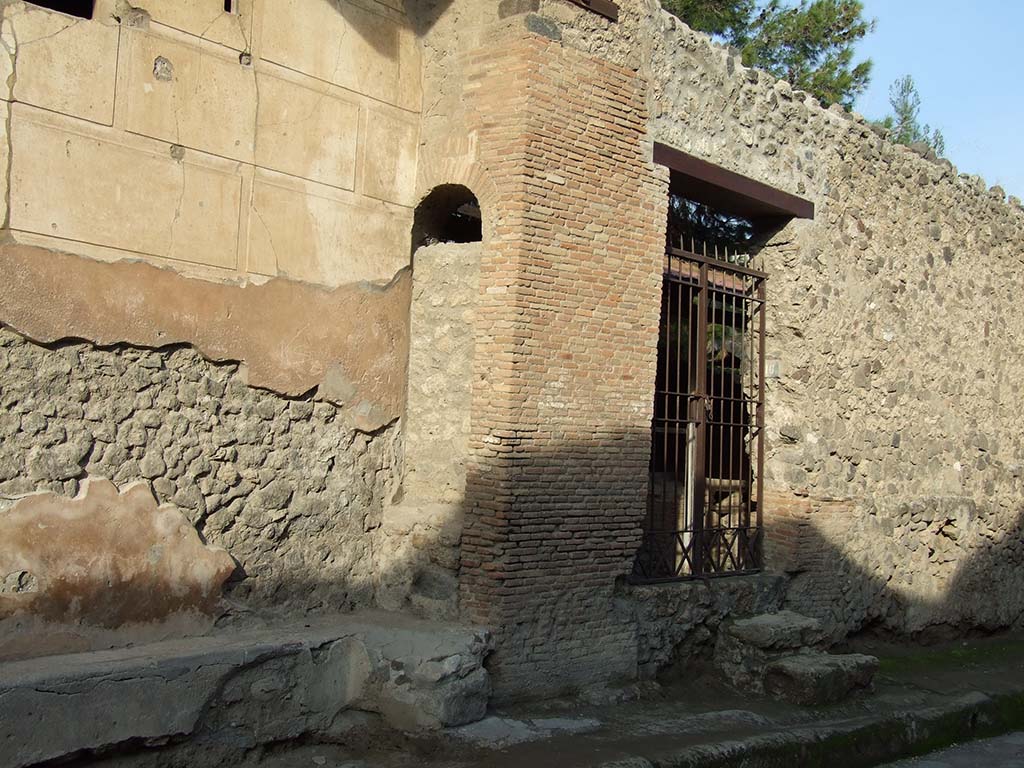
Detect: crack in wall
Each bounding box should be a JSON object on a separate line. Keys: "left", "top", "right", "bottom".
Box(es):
{"left": 1, "top": 8, "right": 14, "bottom": 232}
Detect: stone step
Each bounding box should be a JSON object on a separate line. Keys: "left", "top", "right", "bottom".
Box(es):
{"left": 725, "top": 610, "right": 826, "bottom": 651}
{"left": 0, "top": 610, "right": 492, "bottom": 768}
{"left": 764, "top": 652, "right": 879, "bottom": 705}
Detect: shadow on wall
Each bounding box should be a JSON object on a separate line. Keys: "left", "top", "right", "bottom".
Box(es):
{"left": 771, "top": 494, "right": 1024, "bottom": 647}
{"left": 351, "top": 429, "right": 1024, "bottom": 695}
{"left": 400, "top": 0, "right": 458, "bottom": 35}
{"left": 2, "top": 363, "right": 1024, "bottom": 685}
{"left": 312, "top": 0, "right": 457, "bottom": 58}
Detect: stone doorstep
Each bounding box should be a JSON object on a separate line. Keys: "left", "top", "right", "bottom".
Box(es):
{"left": 763, "top": 652, "right": 880, "bottom": 705}
{"left": 715, "top": 611, "right": 878, "bottom": 705}
{"left": 0, "top": 610, "right": 493, "bottom": 768}
{"left": 724, "top": 610, "right": 826, "bottom": 650}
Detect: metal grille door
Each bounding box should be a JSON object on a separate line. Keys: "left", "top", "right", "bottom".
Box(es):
{"left": 633, "top": 242, "right": 766, "bottom": 581}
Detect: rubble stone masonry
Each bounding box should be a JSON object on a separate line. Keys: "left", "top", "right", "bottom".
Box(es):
{"left": 548, "top": 0, "right": 1024, "bottom": 650}
{"left": 2, "top": 0, "right": 1024, "bottom": 705}
{"left": 0, "top": 326, "right": 400, "bottom": 655}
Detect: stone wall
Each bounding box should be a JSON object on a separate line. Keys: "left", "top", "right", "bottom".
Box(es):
{"left": 626, "top": 575, "right": 785, "bottom": 680}
{"left": 549, "top": 0, "right": 1024, "bottom": 647}
{"left": 0, "top": 0, "right": 424, "bottom": 660}
{"left": 0, "top": 325, "right": 401, "bottom": 656}
{"left": 403, "top": 241, "right": 481, "bottom": 504}
{"left": 373, "top": 241, "right": 482, "bottom": 623}
{"left": 4, "top": 0, "right": 1024, "bottom": 702}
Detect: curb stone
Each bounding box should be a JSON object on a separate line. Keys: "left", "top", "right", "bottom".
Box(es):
{"left": 599, "top": 690, "right": 1024, "bottom": 768}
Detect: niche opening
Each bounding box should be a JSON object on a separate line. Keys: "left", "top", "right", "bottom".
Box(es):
{"left": 413, "top": 185, "right": 482, "bottom": 250}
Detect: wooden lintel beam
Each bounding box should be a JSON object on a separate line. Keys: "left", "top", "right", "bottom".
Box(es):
{"left": 654, "top": 142, "right": 815, "bottom": 220}
{"left": 565, "top": 0, "right": 619, "bottom": 22}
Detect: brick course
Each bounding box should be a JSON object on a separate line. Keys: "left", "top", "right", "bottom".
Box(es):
{"left": 456, "top": 26, "right": 668, "bottom": 697}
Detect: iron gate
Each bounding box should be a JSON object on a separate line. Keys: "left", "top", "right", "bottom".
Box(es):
{"left": 633, "top": 240, "right": 766, "bottom": 581}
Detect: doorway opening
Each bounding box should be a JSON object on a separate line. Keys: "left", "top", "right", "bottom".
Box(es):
{"left": 632, "top": 145, "right": 813, "bottom": 582}
{"left": 633, "top": 206, "right": 766, "bottom": 581}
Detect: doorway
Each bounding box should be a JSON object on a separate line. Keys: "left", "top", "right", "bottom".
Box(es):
{"left": 633, "top": 227, "right": 767, "bottom": 580}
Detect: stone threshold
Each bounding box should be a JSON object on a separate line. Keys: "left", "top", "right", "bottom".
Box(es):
{"left": 351, "top": 633, "right": 1024, "bottom": 768}
{"left": 0, "top": 610, "right": 493, "bottom": 768}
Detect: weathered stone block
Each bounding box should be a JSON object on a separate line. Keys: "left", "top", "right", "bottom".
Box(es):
{"left": 726, "top": 610, "right": 826, "bottom": 650}
{"left": 9, "top": 3, "right": 118, "bottom": 124}
{"left": 120, "top": 27, "right": 257, "bottom": 162}
{"left": 0, "top": 614, "right": 493, "bottom": 768}
{"left": 255, "top": 67, "right": 361, "bottom": 190}
{"left": 763, "top": 652, "right": 878, "bottom": 705}
{"left": 715, "top": 611, "right": 832, "bottom": 694}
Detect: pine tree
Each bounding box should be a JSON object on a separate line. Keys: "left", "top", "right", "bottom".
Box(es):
{"left": 877, "top": 75, "right": 945, "bottom": 156}
{"left": 662, "top": 0, "right": 875, "bottom": 109}
{"left": 660, "top": 0, "right": 754, "bottom": 38}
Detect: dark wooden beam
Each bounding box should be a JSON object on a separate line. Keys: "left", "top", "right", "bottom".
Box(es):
{"left": 654, "top": 142, "right": 814, "bottom": 220}
{"left": 565, "top": 0, "right": 619, "bottom": 22}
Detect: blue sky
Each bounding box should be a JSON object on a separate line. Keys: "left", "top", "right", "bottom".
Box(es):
{"left": 853, "top": 1, "right": 1023, "bottom": 199}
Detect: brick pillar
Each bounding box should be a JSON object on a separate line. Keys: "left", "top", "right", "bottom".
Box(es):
{"left": 457, "top": 27, "right": 669, "bottom": 699}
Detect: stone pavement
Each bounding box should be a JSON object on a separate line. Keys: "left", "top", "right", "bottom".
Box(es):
{"left": 251, "top": 633, "right": 1024, "bottom": 768}
{"left": 881, "top": 732, "right": 1024, "bottom": 767}
{"left": 0, "top": 611, "right": 493, "bottom": 768}
{"left": 15, "top": 632, "right": 1024, "bottom": 767}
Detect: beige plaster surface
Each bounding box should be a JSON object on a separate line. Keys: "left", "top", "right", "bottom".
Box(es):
{"left": 0, "top": 242, "right": 410, "bottom": 423}
{"left": 0, "top": 478, "right": 235, "bottom": 660}
{"left": 1, "top": 0, "right": 421, "bottom": 287}
{"left": 247, "top": 170, "right": 412, "bottom": 285}
{"left": 255, "top": 66, "right": 361, "bottom": 190}
{"left": 259, "top": 0, "right": 420, "bottom": 111}
{"left": 10, "top": 105, "right": 243, "bottom": 268}
{"left": 140, "top": 0, "right": 254, "bottom": 52}
{"left": 0, "top": 100, "right": 8, "bottom": 226}
{"left": 7, "top": 3, "right": 118, "bottom": 125}
{"left": 120, "top": 26, "right": 257, "bottom": 162}
{"left": 0, "top": 13, "right": 14, "bottom": 103}
{"left": 362, "top": 106, "right": 419, "bottom": 206}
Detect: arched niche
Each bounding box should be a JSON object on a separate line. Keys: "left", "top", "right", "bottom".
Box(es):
{"left": 411, "top": 184, "right": 482, "bottom": 251}
{"left": 402, "top": 186, "right": 485, "bottom": 505}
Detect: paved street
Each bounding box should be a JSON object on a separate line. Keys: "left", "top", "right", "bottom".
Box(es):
{"left": 881, "top": 732, "right": 1024, "bottom": 767}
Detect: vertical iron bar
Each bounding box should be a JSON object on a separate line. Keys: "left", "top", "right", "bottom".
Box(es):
{"left": 756, "top": 276, "right": 766, "bottom": 567}
{"left": 715, "top": 265, "right": 725, "bottom": 572}
{"left": 726, "top": 287, "right": 735, "bottom": 565}
{"left": 746, "top": 274, "right": 756, "bottom": 566}
{"left": 661, "top": 273, "right": 670, "bottom": 542}
{"left": 674, "top": 265, "right": 685, "bottom": 572}
{"left": 640, "top": 240, "right": 765, "bottom": 581}
{"left": 693, "top": 260, "right": 709, "bottom": 577}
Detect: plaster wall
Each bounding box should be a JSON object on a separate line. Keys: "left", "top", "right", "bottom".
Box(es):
{"left": 0, "top": 0, "right": 424, "bottom": 658}
{"left": 1, "top": 0, "right": 420, "bottom": 287}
